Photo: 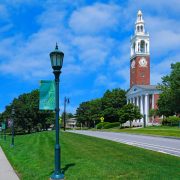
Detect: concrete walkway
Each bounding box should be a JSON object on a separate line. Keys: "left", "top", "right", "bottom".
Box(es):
{"left": 0, "top": 146, "right": 19, "bottom": 180}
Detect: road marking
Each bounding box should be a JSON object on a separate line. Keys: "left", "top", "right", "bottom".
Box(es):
{"left": 113, "top": 138, "right": 180, "bottom": 151}
{"left": 113, "top": 139, "right": 180, "bottom": 156}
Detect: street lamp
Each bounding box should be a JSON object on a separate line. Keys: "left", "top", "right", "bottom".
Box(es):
{"left": 63, "top": 97, "right": 70, "bottom": 131}
{"left": 143, "top": 114, "right": 146, "bottom": 128}
{"left": 50, "top": 43, "right": 64, "bottom": 180}
{"left": 11, "top": 107, "right": 15, "bottom": 147}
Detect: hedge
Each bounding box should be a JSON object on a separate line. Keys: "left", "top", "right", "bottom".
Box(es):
{"left": 96, "top": 122, "right": 120, "bottom": 129}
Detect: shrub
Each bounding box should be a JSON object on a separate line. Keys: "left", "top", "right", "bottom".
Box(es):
{"left": 96, "top": 122, "right": 110, "bottom": 129}
{"left": 104, "top": 122, "right": 120, "bottom": 129}
{"left": 163, "top": 116, "right": 180, "bottom": 126}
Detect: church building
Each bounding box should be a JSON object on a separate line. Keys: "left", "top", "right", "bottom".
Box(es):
{"left": 126, "top": 10, "right": 161, "bottom": 125}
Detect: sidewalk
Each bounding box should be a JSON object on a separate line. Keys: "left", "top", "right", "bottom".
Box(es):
{"left": 0, "top": 146, "right": 19, "bottom": 180}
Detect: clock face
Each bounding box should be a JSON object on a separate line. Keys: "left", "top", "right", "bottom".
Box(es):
{"left": 131, "top": 60, "right": 135, "bottom": 68}
{"left": 139, "top": 57, "right": 147, "bottom": 67}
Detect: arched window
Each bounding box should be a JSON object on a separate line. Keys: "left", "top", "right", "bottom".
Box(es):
{"left": 133, "top": 42, "right": 136, "bottom": 54}
{"left": 141, "top": 25, "right": 143, "bottom": 32}
{"left": 137, "top": 26, "right": 140, "bottom": 32}
{"left": 140, "top": 40, "right": 145, "bottom": 53}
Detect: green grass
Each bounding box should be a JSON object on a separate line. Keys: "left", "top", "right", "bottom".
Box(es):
{"left": 102, "top": 126, "right": 180, "bottom": 137}
{"left": 0, "top": 131, "right": 180, "bottom": 180}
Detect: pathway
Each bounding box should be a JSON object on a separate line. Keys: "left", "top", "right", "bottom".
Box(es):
{"left": 0, "top": 146, "right": 19, "bottom": 180}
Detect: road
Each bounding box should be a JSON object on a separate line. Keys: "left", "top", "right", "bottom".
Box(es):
{"left": 68, "top": 130, "right": 180, "bottom": 157}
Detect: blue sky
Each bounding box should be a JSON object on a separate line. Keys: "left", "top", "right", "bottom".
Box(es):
{"left": 0, "top": 0, "right": 180, "bottom": 114}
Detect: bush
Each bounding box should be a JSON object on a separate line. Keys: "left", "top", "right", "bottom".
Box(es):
{"left": 104, "top": 122, "right": 120, "bottom": 129}
{"left": 96, "top": 122, "right": 120, "bottom": 129}
{"left": 96, "top": 122, "right": 110, "bottom": 129}
{"left": 163, "top": 116, "right": 180, "bottom": 126}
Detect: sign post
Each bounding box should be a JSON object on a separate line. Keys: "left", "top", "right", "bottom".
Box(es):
{"left": 100, "top": 117, "right": 104, "bottom": 129}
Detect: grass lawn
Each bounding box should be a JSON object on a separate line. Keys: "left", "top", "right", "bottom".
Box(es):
{"left": 103, "top": 126, "right": 180, "bottom": 138}
{"left": 0, "top": 131, "right": 180, "bottom": 180}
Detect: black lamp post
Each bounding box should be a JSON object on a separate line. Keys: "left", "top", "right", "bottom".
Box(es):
{"left": 143, "top": 114, "right": 146, "bottom": 128}
{"left": 63, "top": 97, "right": 70, "bottom": 131}
{"left": 11, "top": 107, "right": 15, "bottom": 147}
{"left": 50, "top": 43, "right": 64, "bottom": 180}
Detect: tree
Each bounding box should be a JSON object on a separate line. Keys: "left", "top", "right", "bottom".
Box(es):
{"left": 158, "top": 62, "right": 180, "bottom": 116}
{"left": 118, "top": 103, "right": 142, "bottom": 127}
{"left": 1, "top": 89, "right": 54, "bottom": 134}
{"left": 101, "top": 89, "right": 126, "bottom": 122}
{"left": 76, "top": 98, "right": 102, "bottom": 128}
{"left": 76, "top": 88, "right": 126, "bottom": 127}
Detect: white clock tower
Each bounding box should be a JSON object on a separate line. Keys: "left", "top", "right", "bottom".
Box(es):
{"left": 130, "top": 10, "right": 150, "bottom": 88}
{"left": 126, "top": 10, "right": 162, "bottom": 126}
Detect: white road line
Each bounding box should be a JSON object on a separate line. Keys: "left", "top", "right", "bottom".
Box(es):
{"left": 106, "top": 137, "right": 180, "bottom": 151}
{"left": 113, "top": 140, "right": 180, "bottom": 155}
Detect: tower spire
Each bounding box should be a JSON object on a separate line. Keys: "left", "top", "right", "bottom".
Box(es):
{"left": 135, "top": 10, "right": 145, "bottom": 35}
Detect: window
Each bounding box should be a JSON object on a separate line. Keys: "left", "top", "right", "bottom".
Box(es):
{"left": 140, "top": 40, "right": 145, "bottom": 53}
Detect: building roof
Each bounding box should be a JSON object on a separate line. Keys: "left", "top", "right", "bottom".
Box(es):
{"left": 135, "top": 85, "right": 160, "bottom": 90}
{"left": 126, "top": 84, "right": 161, "bottom": 98}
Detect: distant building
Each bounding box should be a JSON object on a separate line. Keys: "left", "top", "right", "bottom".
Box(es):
{"left": 126, "top": 10, "right": 161, "bottom": 125}
{"left": 65, "top": 118, "right": 77, "bottom": 128}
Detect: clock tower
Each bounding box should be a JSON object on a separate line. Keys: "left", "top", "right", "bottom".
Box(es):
{"left": 130, "top": 10, "right": 150, "bottom": 88}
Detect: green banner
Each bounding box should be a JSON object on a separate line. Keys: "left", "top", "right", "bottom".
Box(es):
{"left": 39, "top": 80, "right": 55, "bottom": 110}
{"left": 1, "top": 122, "right": 5, "bottom": 130}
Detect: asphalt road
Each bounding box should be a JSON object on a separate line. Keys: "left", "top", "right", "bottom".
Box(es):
{"left": 68, "top": 130, "right": 180, "bottom": 157}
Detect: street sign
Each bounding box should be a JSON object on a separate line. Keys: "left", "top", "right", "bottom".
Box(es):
{"left": 39, "top": 80, "right": 55, "bottom": 110}
{"left": 100, "top": 117, "right": 104, "bottom": 123}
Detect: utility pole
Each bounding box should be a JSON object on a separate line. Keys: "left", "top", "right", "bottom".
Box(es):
{"left": 63, "top": 97, "right": 70, "bottom": 131}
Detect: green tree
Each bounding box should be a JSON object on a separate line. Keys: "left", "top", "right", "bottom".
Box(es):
{"left": 158, "top": 62, "right": 180, "bottom": 116}
{"left": 76, "top": 98, "right": 102, "bottom": 128}
{"left": 1, "top": 90, "right": 54, "bottom": 134}
{"left": 101, "top": 89, "right": 126, "bottom": 122}
{"left": 118, "top": 103, "right": 142, "bottom": 127}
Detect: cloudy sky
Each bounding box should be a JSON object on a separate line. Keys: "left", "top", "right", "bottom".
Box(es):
{"left": 0, "top": 0, "right": 179, "bottom": 113}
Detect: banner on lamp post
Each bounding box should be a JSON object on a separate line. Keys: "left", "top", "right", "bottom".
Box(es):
{"left": 39, "top": 80, "right": 55, "bottom": 110}
{"left": 1, "top": 122, "right": 6, "bottom": 130}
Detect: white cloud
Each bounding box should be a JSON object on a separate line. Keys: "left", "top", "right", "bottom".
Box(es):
{"left": 69, "top": 3, "right": 121, "bottom": 34}
{"left": 72, "top": 35, "right": 115, "bottom": 69}
{"left": 94, "top": 74, "right": 119, "bottom": 89}
{"left": 0, "top": 4, "right": 9, "bottom": 19}
{"left": 151, "top": 55, "right": 180, "bottom": 85}
{"left": 151, "top": 30, "right": 180, "bottom": 55}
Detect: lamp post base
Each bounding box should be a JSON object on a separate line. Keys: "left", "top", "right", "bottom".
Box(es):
{"left": 50, "top": 172, "right": 64, "bottom": 180}
{"left": 11, "top": 144, "right": 14, "bottom": 148}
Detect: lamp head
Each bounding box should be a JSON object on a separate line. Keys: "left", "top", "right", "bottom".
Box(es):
{"left": 50, "top": 43, "right": 64, "bottom": 71}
